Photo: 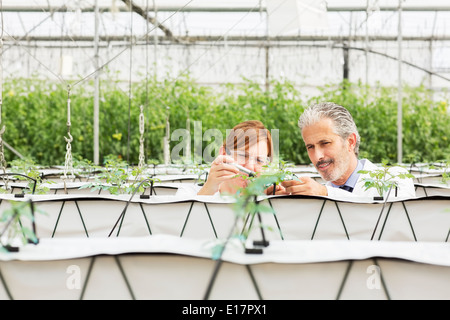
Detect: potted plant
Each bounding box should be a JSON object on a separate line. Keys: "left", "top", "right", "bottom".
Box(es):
{"left": 204, "top": 167, "right": 290, "bottom": 299}
{"left": 209, "top": 161, "right": 295, "bottom": 259}
{"left": 147, "top": 159, "right": 160, "bottom": 176}
{"left": 0, "top": 200, "right": 44, "bottom": 252}
{"left": 428, "top": 159, "right": 450, "bottom": 186}
{"left": 72, "top": 157, "right": 102, "bottom": 182}
{"left": 358, "top": 160, "right": 415, "bottom": 200}
{"left": 189, "top": 163, "right": 209, "bottom": 186}
{"left": 79, "top": 158, "right": 158, "bottom": 195}
{"left": 8, "top": 158, "right": 55, "bottom": 195}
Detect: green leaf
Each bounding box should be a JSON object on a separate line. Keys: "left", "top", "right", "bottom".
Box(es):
{"left": 254, "top": 204, "right": 275, "bottom": 214}
{"left": 22, "top": 227, "right": 38, "bottom": 244}
{"left": 211, "top": 243, "right": 225, "bottom": 261}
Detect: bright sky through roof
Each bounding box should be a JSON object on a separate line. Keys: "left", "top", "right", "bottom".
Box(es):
{"left": 2, "top": 0, "right": 450, "bottom": 39}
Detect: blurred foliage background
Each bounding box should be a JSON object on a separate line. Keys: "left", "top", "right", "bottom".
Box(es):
{"left": 2, "top": 75, "right": 449, "bottom": 166}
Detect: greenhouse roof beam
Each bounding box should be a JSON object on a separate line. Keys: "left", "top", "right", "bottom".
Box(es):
{"left": 3, "top": 5, "right": 450, "bottom": 13}
{"left": 8, "top": 35, "right": 450, "bottom": 43}
{"left": 120, "top": 0, "right": 175, "bottom": 41}
{"left": 327, "top": 6, "right": 450, "bottom": 12}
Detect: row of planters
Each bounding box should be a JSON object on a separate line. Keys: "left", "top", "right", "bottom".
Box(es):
{"left": 1, "top": 157, "right": 449, "bottom": 197}
{"left": 1, "top": 76, "right": 449, "bottom": 253}
{"left": 0, "top": 157, "right": 207, "bottom": 196}
{"left": 1, "top": 76, "right": 449, "bottom": 166}
{"left": 1, "top": 157, "right": 449, "bottom": 254}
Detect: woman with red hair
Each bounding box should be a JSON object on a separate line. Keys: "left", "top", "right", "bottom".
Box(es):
{"left": 197, "top": 120, "right": 273, "bottom": 196}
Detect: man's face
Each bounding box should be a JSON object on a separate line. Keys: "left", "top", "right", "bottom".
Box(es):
{"left": 301, "top": 118, "right": 356, "bottom": 185}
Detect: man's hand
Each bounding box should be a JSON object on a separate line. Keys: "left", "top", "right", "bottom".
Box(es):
{"left": 266, "top": 176, "right": 328, "bottom": 196}
{"left": 264, "top": 183, "right": 286, "bottom": 195}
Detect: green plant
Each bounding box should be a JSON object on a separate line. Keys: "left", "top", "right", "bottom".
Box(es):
{"left": 443, "top": 169, "right": 450, "bottom": 185}
{"left": 72, "top": 157, "right": 102, "bottom": 180}
{"left": 210, "top": 166, "right": 295, "bottom": 260}
{"left": 129, "top": 166, "right": 160, "bottom": 194}
{"left": 309, "top": 81, "right": 450, "bottom": 163}
{"left": 358, "top": 160, "right": 415, "bottom": 198}
{"left": 428, "top": 159, "right": 450, "bottom": 185}
{"left": 8, "top": 158, "right": 54, "bottom": 194}
{"left": 79, "top": 157, "right": 129, "bottom": 194}
{"left": 195, "top": 165, "right": 210, "bottom": 185}
{"left": 79, "top": 158, "right": 157, "bottom": 195}
{"left": 172, "top": 156, "right": 193, "bottom": 171}
{"left": 0, "top": 201, "right": 45, "bottom": 252}
{"left": 2, "top": 77, "right": 449, "bottom": 166}
{"left": 146, "top": 159, "right": 160, "bottom": 176}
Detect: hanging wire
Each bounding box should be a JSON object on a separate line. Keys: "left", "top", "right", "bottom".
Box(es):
{"left": 63, "top": 85, "right": 75, "bottom": 181}
{"left": 138, "top": 105, "right": 145, "bottom": 168}
{"left": 10, "top": 0, "right": 192, "bottom": 167}
{"left": 146, "top": 0, "right": 150, "bottom": 102}
{"left": 16, "top": 1, "right": 128, "bottom": 99}
{"left": 137, "top": 0, "right": 151, "bottom": 170}
{"left": 152, "top": 0, "right": 159, "bottom": 80}
{"left": 6, "top": 1, "right": 205, "bottom": 166}
{"left": 175, "top": 3, "right": 261, "bottom": 82}
{"left": 0, "top": 0, "right": 8, "bottom": 190}
{"left": 1, "top": 1, "right": 449, "bottom": 175}
{"left": 146, "top": 1, "right": 267, "bottom": 153}
{"left": 1, "top": 8, "right": 57, "bottom": 56}
{"left": 127, "top": 1, "right": 133, "bottom": 164}
{"left": 0, "top": 1, "right": 193, "bottom": 171}
{"left": 71, "top": 0, "right": 196, "bottom": 89}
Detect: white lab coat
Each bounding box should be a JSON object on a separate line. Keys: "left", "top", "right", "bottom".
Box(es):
{"left": 326, "top": 159, "right": 416, "bottom": 201}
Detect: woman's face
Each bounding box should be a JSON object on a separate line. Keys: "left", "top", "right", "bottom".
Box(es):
{"left": 231, "top": 139, "right": 270, "bottom": 173}
{"left": 218, "top": 138, "right": 270, "bottom": 194}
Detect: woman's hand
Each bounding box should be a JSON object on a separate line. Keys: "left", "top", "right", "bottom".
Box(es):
{"left": 197, "top": 155, "right": 243, "bottom": 195}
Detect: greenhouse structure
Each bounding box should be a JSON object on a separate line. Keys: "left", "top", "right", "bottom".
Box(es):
{"left": 0, "top": 0, "right": 448, "bottom": 303}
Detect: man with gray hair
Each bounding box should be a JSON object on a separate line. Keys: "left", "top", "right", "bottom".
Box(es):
{"left": 272, "top": 102, "right": 416, "bottom": 199}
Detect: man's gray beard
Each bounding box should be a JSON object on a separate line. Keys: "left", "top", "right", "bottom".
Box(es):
{"left": 317, "top": 159, "right": 345, "bottom": 182}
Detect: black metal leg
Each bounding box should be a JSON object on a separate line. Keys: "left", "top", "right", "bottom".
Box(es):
{"left": 246, "top": 265, "right": 263, "bottom": 300}
{"left": 203, "top": 203, "right": 218, "bottom": 239}
{"left": 75, "top": 201, "right": 89, "bottom": 238}
{"left": 334, "top": 202, "right": 350, "bottom": 240}
{"left": 375, "top": 202, "right": 394, "bottom": 241}
{"left": 52, "top": 201, "right": 66, "bottom": 238}
{"left": 79, "top": 256, "right": 136, "bottom": 300}
{"left": 180, "top": 201, "right": 195, "bottom": 237}
{"left": 311, "top": 200, "right": 327, "bottom": 240}
{"left": 336, "top": 260, "right": 353, "bottom": 300}
{"left": 0, "top": 266, "right": 14, "bottom": 300}
{"left": 138, "top": 203, "right": 152, "bottom": 235}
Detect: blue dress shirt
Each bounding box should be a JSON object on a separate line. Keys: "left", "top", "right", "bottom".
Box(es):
{"left": 331, "top": 159, "right": 365, "bottom": 192}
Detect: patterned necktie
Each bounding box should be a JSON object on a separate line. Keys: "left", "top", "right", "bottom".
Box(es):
{"left": 339, "top": 185, "right": 354, "bottom": 193}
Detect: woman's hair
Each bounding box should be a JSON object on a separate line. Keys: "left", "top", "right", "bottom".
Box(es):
{"left": 223, "top": 120, "right": 273, "bottom": 158}
{"left": 298, "top": 102, "right": 360, "bottom": 156}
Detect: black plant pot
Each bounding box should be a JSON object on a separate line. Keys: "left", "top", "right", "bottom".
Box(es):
{"left": 3, "top": 245, "right": 20, "bottom": 252}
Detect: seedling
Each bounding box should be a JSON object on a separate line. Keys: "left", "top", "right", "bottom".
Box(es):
{"left": 359, "top": 160, "right": 415, "bottom": 199}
